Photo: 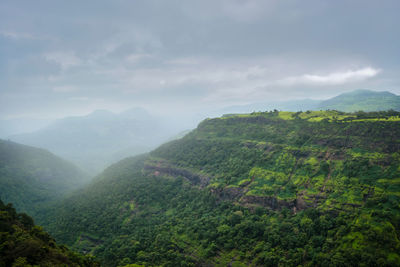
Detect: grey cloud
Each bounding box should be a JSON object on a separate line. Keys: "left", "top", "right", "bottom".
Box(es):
{"left": 0, "top": 0, "right": 399, "bottom": 120}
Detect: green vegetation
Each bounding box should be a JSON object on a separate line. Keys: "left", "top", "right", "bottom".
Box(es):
{"left": 0, "top": 139, "right": 88, "bottom": 215}
{"left": 0, "top": 199, "right": 98, "bottom": 266}
{"left": 220, "top": 89, "right": 400, "bottom": 114}
{"left": 318, "top": 89, "right": 400, "bottom": 112}
{"left": 39, "top": 110, "right": 400, "bottom": 266}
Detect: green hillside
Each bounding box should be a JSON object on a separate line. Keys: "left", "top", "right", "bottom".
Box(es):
{"left": 0, "top": 199, "right": 98, "bottom": 266}
{"left": 318, "top": 89, "right": 400, "bottom": 112}
{"left": 42, "top": 110, "right": 400, "bottom": 266}
{"left": 0, "top": 139, "right": 88, "bottom": 214}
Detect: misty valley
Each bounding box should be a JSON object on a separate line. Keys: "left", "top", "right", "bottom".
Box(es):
{"left": 1, "top": 97, "right": 400, "bottom": 266}
{"left": 1, "top": 1, "right": 400, "bottom": 266}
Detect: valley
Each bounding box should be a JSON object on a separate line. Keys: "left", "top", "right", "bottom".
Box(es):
{"left": 2, "top": 2, "right": 400, "bottom": 266}
{"left": 32, "top": 110, "right": 400, "bottom": 266}
{"left": 0, "top": 139, "right": 89, "bottom": 215}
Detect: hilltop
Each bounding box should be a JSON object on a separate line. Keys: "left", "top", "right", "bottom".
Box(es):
{"left": 219, "top": 89, "right": 400, "bottom": 114}
{"left": 7, "top": 90, "right": 400, "bottom": 177}
{"left": 318, "top": 89, "right": 400, "bottom": 112}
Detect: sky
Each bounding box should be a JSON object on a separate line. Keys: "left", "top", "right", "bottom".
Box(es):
{"left": 1, "top": 0, "right": 399, "bottom": 120}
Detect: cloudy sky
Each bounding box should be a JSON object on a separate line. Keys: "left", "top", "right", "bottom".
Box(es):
{"left": 0, "top": 0, "right": 399, "bottom": 119}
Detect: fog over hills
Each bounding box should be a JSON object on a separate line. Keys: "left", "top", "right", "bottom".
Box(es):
{"left": 10, "top": 108, "right": 180, "bottom": 175}
{"left": 219, "top": 89, "right": 400, "bottom": 114}
{"left": 318, "top": 89, "right": 400, "bottom": 112}
{"left": 40, "top": 110, "right": 400, "bottom": 266}
{"left": 1, "top": 1, "right": 400, "bottom": 266}
{"left": 0, "top": 139, "right": 88, "bottom": 214}
{"left": 0, "top": 117, "right": 53, "bottom": 138}
{"left": 7, "top": 89, "right": 400, "bottom": 175}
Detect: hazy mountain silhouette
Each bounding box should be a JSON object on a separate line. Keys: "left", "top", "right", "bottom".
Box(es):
{"left": 10, "top": 108, "right": 177, "bottom": 175}
{"left": 218, "top": 89, "right": 400, "bottom": 114}
{"left": 0, "top": 139, "right": 88, "bottom": 214}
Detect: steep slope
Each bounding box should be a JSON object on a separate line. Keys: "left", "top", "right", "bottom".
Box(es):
{"left": 0, "top": 139, "right": 88, "bottom": 214}
{"left": 153, "top": 110, "right": 400, "bottom": 209}
{"left": 43, "top": 110, "right": 400, "bottom": 266}
{"left": 0, "top": 199, "right": 98, "bottom": 266}
{"left": 318, "top": 89, "right": 400, "bottom": 112}
{"left": 10, "top": 108, "right": 177, "bottom": 175}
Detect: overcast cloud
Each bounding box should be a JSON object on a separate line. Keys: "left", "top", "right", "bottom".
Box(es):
{"left": 0, "top": 0, "right": 399, "bottom": 119}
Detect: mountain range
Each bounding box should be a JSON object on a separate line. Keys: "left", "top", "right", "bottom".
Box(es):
{"left": 317, "top": 89, "right": 400, "bottom": 112}
{"left": 7, "top": 89, "right": 400, "bottom": 176}
{"left": 1, "top": 108, "right": 399, "bottom": 266}
{"left": 219, "top": 89, "right": 400, "bottom": 114}
{"left": 37, "top": 110, "right": 400, "bottom": 266}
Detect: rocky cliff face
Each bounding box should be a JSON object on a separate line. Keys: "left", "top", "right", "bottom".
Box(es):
{"left": 144, "top": 159, "right": 210, "bottom": 187}
{"left": 150, "top": 110, "right": 400, "bottom": 212}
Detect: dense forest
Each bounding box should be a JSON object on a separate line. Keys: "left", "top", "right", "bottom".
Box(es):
{"left": 38, "top": 110, "right": 400, "bottom": 266}
{"left": 2, "top": 0, "right": 400, "bottom": 265}
{"left": 0, "top": 199, "right": 98, "bottom": 266}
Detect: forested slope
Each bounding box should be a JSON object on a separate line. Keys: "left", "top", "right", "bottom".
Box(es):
{"left": 43, "top": 110, "right": 400, "bottom": 266}
{"left": 0, "top": 199, "right": 98, "bottom": 266}
{"left": 0, "top": 139, "right": 88, "bottom": 214}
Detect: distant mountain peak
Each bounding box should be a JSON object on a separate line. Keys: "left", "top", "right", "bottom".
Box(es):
{"left": 10, "top": 106, "right": 175, "bottom": 175}
{"left": 337, "top": 89, "right": 396, "bottom": 97}
{"left": 318, "top": 89, "right": 400, "bottom": 112}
